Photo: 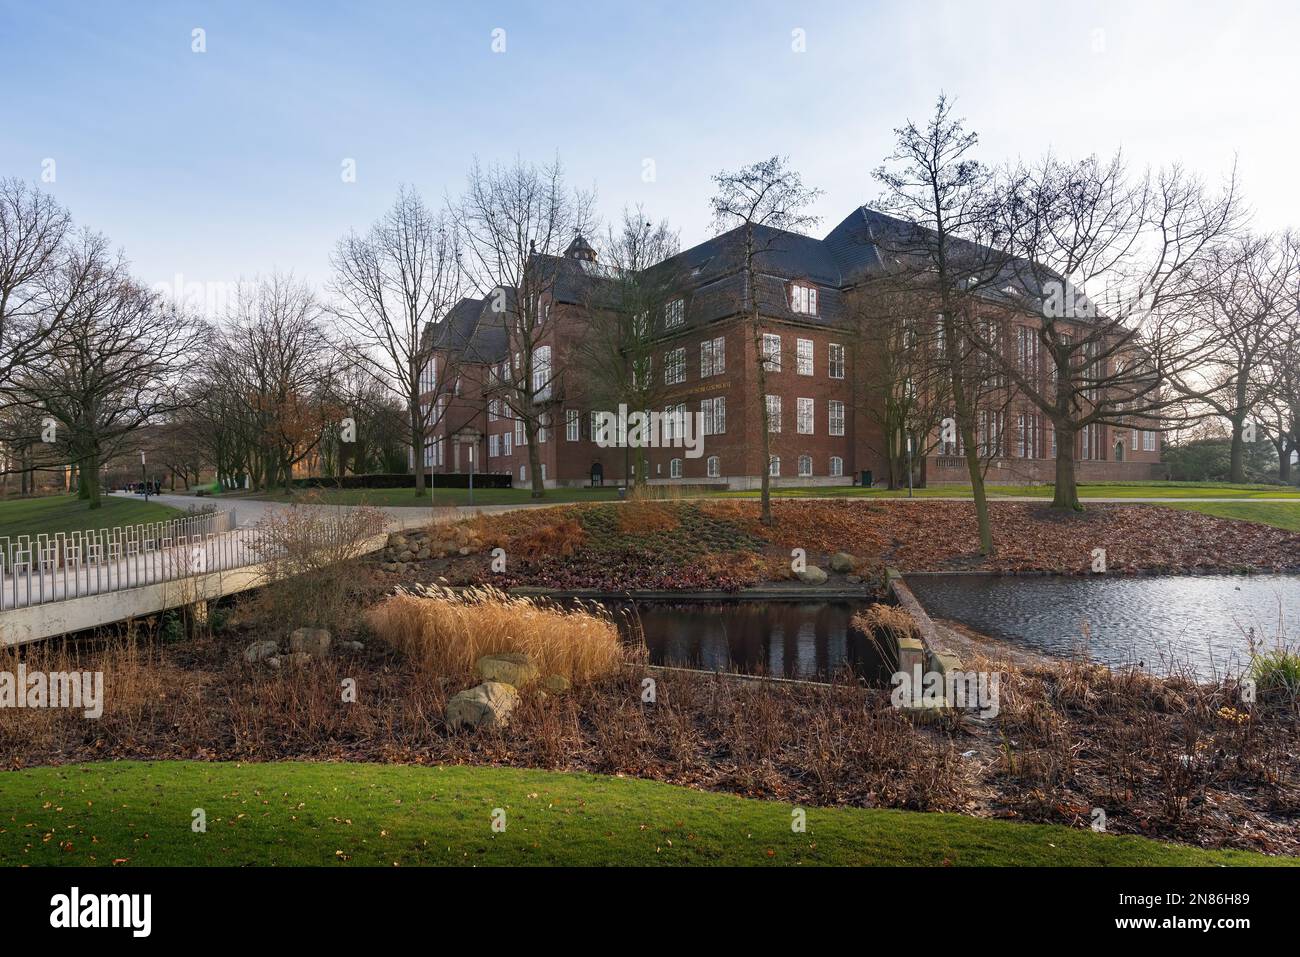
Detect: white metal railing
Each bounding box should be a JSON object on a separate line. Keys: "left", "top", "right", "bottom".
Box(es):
{"left": 1, "top": 506, "right": 390, "bottom": 612}
{"left": 1, "top": 509, "right": 240, "bottom": 609}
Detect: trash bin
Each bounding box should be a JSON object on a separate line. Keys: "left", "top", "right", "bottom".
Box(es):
{"left": 861, "top": 469, "right": 873, "bottom": 487}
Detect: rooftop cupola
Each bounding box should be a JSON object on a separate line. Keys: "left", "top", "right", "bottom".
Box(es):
{"left": 564, "top": 233, "right": 597, "bottom": 262}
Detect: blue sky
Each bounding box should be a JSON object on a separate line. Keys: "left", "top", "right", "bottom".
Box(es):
{"left": 2, "top": 0, "right": 1295, "bottom": 307}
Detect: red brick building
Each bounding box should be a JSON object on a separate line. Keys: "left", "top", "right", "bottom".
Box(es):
{"left": 415, "top": 207, "right": 1163, "bottom": 488}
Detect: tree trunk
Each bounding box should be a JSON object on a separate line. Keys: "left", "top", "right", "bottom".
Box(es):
{"left": 526, "top": 418, "right": 545, "bottom": 498}
{"left": 82, "top": 447, "right": 102, "bottom": 509}
{"left": 1052, "top": 425, "right": 1081, "bottom": 511}
{"left": 754, "top": 321, "right": 773, "bottom": 526}
{"left": 1229, "top": 420, "right": 1246, "bottom": 484}
{"left": 410, "top": 405, "right": 426, "bottom": 497}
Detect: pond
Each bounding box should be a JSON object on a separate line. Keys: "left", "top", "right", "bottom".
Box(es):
{"left": 905, "top": 573, "right": 1300, "bottom": 678}
{"left": 610, "top": 601, "right": 888, "bottom": 683}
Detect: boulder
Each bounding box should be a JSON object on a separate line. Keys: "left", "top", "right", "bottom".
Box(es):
{"left": 386, "top": 533, "right": 408, "bottom": 549}
{"left": 829, "top": 552, "right": 857, "bottom": 573}
{"left": 446, "top": 681, "right": 519, "bottom": 731}
{"left": 337, "top": 640, "right": 366, "bottom": 653}
{"left": 265, "top": 656, "right": 282, "bottom": 670}
{"left": 283, "top": 652, "right": 314, "bottom": 667}
{"left": 796, "top": 566, "right": 829, "bottom": 585}
{"left": 244, "top": 640, "right": 280, "bottom": 664}
{"left": 476, "top": 652, "right": 540, "bottom": 687}
{"left": 289, "top": 627, "right": 332, "bottom": 658}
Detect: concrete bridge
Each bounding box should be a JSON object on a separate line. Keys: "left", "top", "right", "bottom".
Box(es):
{"left": 0, "top": 492, "right": 534, "bottom": 648}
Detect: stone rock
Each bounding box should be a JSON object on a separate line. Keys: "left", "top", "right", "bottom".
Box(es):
{"left": 846, "top": 574, "right": 863, "bottom": 585}
{"left": 796, "top": 566, "right": 829, "bottom": 585}
{"left": 542, "top": 674, "right": 571, "bottom": 694}
{"left": 289, "top": 627, "right": 332, "bottom": 658}
{"left": 476, "top": 652, "right": 540, "bottom": 687}
{"left": 387, "top": 533, "right": 408, "bottom": 549}
{"left": 244, "top": 640, "right": 280, "bottom": 663}
{"left": 830, "top": 552, "right": 857, "bottom": 573}
{"left": 265, "top": 656, "right": 281, "bottom": 670}
{"left": 382, "top": 562, "right": 401, "bottom": 572}
{"left": 337, "top": 640, "right": 366, "bottom": 653}
{"left": 284, "top": 652, "right": 313, "bottom": 667}
{"left": 446, "top": 681, "right": 519, "bottom": 731}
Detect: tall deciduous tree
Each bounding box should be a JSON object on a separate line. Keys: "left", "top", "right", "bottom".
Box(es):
{"left": 873, "top": 95, "right": 1008, "bottom": 551}
{"left": 454, "top": 156, "right": 595, "bottom": 498}
{"left": 710, "top": 155, "right": 822, "bottom": 525}
{"left": 330, "top": 187, "right": 461, "bottom": 496}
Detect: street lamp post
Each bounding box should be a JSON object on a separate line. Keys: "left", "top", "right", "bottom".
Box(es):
{"left": 906, "top": 433, "right": 914, "bottom": 499}
{"left": 467, "top": 442, "right": 475, "bottom": 508}
{"left": 140, "top": 449, "right": 149, "bottom": 502}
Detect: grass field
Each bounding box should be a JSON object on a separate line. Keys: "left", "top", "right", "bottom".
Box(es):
{"left": 226, "top": 479, "right": 1300, "bottom": 509}
{"left": 1168, "top": 500, "right": 1300, "bottom": 532}
{"left": 0, "top": 494, "right": 184, "bottom": 540}
{"left": 0, "top": 761, "right": 1289, "bottom": 867}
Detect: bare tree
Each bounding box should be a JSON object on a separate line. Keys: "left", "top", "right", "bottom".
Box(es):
{"left": 330, "top": 187, "right": 461, "bottom": 496}
{"left": 986, "top": 151, "right": 1244, "bottom": 508}
{"left": 1163, "top": 234, "right": 1297, "bottom": 482}
{"left": 16, "top": 232, "right": 201, "bottom": 508}
{"left": 0, "top": 178, "right": 70, "bottom": 393}
{"left": 453, "top": 156, "right": 595, "bottom": 498}
{"left": 710, "top": 155, "right": 822, "bottom": 525}
{"left": 221, "top": 275, "right": 337, "bottom": 491}
{"left": 571, "top": 206, "right": 680, "bottom": 487}
{"left": 872, "top": 95, "right": 1011, "bottom": 551}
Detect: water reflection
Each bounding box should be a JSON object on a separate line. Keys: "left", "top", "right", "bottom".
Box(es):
{"left": 616, "top": 601, "right": 887, "bottom": 683}
{"left": 906, "top": 573, "right": 1300, "bottom": 678}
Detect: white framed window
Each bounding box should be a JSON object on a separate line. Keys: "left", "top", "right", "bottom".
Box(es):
{"left": 503, "top": 431, "right": 512, "bottom": 456}
{"left": 828, "top": 342, "right": 845, "bottom": 379}
{"left": 766, "top": 394, "right": 781, "bottom": 432}
{"left": 537, "top": 412, "right": 549, "bottom": 444}
{"left": 1143, "top": 430, "right": 1156, "bottom": 451}
{"left": 662, "top": 403, "right": 686, "bottom": 442}
{"left": 489, "top": 434, "right": 501, "bottom": 458}
{"left": 665, "top": 298, "right": 684, "bottom": 327}
{"left": 670, "top": 458, "right": 683, "bottom": 478}
{"left": 519, "top": 464, "right": 527, "bottom": 482}
{"left": 700, "top": 336, "right": 725, "bottom": 377}
{"left": 769, "top": 455, "right": 780, "bottom": 477}
{"left": 589, "top": 411, "right": 601, "bottom": 441}
{"left": 565, "top": 408, "right": 579, "bottom": 442}
{"left": 701, "top": 396, "right": 726, "bottom": 436}
{"left": 797, "top": 397, "right": 814, "bottom": 434}
{"left": 665, "top": 347, "right": 686, "bottom": 385}
{"left": 1131, "top": 426, "right": 1139, "bottom": 449}
{"left": 798, "top": 454, "right": 813, "bottom": 477}
{"left": 532, "top": 346, "right": 552, "bottom": 399}
{"left": 830, "top": 455, "right": 843, "bottom": 477}
{"left": 828, "top": 400, "right": 845, "bottom": 437}
{"left": 762, "top": 333, "right": 782, "bottom": 372}
{"left": 796, "top": 338, "right": 813, "bottom": 375}
{"left": 419, "top": 358, "right": 437, "bottom": 395}
{"left": 790, "top": 283, "right": 818, "bottom": 315}
{"left": 706, "top": 455, "right": 720, "bottom": 478}
{"left": 515, "top": 418, "right": 526, "bottom": 447}
{"left": 1015, "top": 412, "right": 1039, "bottom": 459}
{"left": 541, "top": 463, "right": 547, "bottom": 482}
{"left": 1049, "top": 428, "right": 1055, "bottom": 458}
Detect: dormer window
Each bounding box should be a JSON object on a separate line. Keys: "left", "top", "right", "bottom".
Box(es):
{"left": 665, "top": 298, "right": 684, "bottom": 328}
{"left": 791, "top": 283, "right": 818, "bottom": 316}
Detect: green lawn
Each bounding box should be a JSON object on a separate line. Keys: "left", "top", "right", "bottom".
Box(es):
{"left": 232, "top": 479, "right": 1300, "bottom": 509}
{"left": 721, "top": 480, "right": 1300, "bottom": 500}
{"left": 1168, "top": 500, "right": 1300, "bottom": 532}
{"left": 0, "top": 761, "right": 1289, "bottom": 867}
{"left": 0, "top": 494, "right": 183, "bottom": 540}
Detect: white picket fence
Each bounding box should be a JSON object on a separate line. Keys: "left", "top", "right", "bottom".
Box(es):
{"left": 0, "top": 509, "right": 243, "bottom": 609}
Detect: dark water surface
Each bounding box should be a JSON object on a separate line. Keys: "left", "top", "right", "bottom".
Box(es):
{"left": 905, "top": 573, "right": 1300, "bottom": 677}
{"left": 613, "top": 601, "right": 887, "bottom": 682}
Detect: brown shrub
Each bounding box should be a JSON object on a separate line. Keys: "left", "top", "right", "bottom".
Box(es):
{"left": 366, "top": 583, "right": 621, "bottom": 683}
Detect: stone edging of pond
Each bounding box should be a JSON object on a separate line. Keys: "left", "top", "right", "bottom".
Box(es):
{"left": 504, "top": 586, "right": 877, "bottom": 601}
{"left": 884, "top": 567, "right": 966, "bottom": 710}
